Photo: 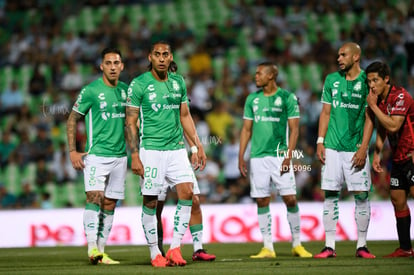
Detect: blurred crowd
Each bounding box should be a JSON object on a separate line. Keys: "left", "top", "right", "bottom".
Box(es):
{"left": 1, "top": 0, "right": 414, "bottom": 209}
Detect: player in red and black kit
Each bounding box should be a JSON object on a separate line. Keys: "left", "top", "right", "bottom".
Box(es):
{"left": 366, "top": 61, "right": 414, "bottom": 257}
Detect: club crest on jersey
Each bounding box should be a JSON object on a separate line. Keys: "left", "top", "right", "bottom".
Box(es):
{"left": 353, "top": 81, "right": 362, "bottom": 91}
{"left": 172, "top": 80, "right": 179, "bottom": 91}
{"left": 274, "top": 97, "right": 282, "bottom": 106}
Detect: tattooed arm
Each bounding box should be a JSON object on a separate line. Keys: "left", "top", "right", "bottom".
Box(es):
{"left": 125, "top": 106, "right": 144, "bottom": 178}
{"left": 67, "top": 110, "right": 87, "bottom": 170}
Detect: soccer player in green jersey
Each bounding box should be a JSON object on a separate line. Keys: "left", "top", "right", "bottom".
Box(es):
{"left": 314, "top": 42, "right": 376, "bottom": 258}
{"left": 238, "top": 62, "right": 312, "bottom": 259}
{"left": 125, "top": 41, "right": 205, "bottom": 267}
{"left": 67, "top": 47, "right": 128, "bottom": 265}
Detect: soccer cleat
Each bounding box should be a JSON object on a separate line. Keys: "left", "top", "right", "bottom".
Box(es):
{"left": 99, "top": 253, "right": 120, "bottom": 264}
{"left": 356, "top": 247, "right": 376, "bottom": 258}
{"left": 166, "top": 247, "right": 187, "bottom": 266}
{"left": 383, "top": 248, "right": 414, "bottom": 258}
{"left": 151, "top": 254, "right": 168, "bottom": 267}
{"left": 292, "top": 245, "right": 312, "bottom": 258}
{"left": 314, "top": 247, "right": 336, "bottom": 258}
{"left": 250, "top": 247, "right": 276, "bottom": 258}
{"left": 88, "top": 248, "right": 103, "bottom": 265}
{"left": 192, "top": 249, "right": 216, "bottom": 261}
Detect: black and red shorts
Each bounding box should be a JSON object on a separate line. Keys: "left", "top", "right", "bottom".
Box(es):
{"left": 390, "top": 159, "right": 414, "bottom": 191}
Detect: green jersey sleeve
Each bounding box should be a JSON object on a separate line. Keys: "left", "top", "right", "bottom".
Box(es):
{"left": 321, "top": 76, "right": 332, "bottom": 104}
{"left": 287, "top": 93, "right": 300, "bottom": 118}
{"left": 243, "top": 94, "right": 254, "bottom": 120}
{"left": 127, "top": 78, "right": 143, "bottom": 108}
{"left": 73, "top": 86, "right": 92, "bottom": 115}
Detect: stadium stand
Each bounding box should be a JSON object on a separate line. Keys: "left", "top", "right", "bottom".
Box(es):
{"left": 0, "top": 0, "right": 413, "bottom": 209}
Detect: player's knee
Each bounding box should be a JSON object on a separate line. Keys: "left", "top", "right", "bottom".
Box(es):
{"left": 354, "top": 191, "right": 368, "bottom": 201}
{"left": 192, "top": 195, "right": 200, "bottom": 208}
{"left": 282, "top": 195, "right": 297, "bottom": 208}
{"left": 324, "top": 190, "right": 339, "bottom": 198}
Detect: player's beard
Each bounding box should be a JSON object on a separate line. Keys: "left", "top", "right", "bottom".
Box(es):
{"left": 340, "top": 62, "right": 353, "bottom": 73}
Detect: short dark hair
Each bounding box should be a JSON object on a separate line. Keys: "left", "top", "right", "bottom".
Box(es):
{"left": 101, "top": 47, "right": 122, "bottom": 60}
{"left": 258, "top": 61, "right": 278, "bottom": 79}
{"left": 365, "top": 61, "right": 390, "bottom": 80}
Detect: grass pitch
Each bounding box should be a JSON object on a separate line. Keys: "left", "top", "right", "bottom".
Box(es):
{"left": 0, "top": 241, "right": 412, "bottom": 274}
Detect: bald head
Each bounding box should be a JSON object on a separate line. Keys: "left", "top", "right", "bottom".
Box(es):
{"left": 341, "top": 42, "right": 361, "bottom": 60}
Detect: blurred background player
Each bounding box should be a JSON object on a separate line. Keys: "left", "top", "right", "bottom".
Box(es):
{"left": 67, "top": 47, "right": 128, "bottom": 264}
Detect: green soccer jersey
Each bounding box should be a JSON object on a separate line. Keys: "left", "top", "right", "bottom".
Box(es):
{"left": 243, "top": 87, "right": 300, "bottom": 158}
{"left": 72, "top": 77, "right": 128, "bottom": 157}
{"left": 321, "top": 70, "right": 368, "bottom": 152}
{"left": 127, "top": 71, "right": 188, "bottom": 150}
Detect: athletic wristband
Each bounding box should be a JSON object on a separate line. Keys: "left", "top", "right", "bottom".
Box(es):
{"left": 190, "top": 146, "right": 198, "bottom": 154}
{"left": 316, "top": 137, "right": 324, "bottom": 144}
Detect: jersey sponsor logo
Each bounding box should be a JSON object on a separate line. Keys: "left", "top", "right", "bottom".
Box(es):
{"left": 111, "top": 112, "right": 125, "bottom": 118}
{"left": 339, "top": 102, "right": 359, "bottom": 109}
{"left": 272, "top": 107, "right": 283, "bottom": 112}
{"left": 147, "top": 84, "right": 155, "bottom": 91}
{"left": 253, "top": 98, "right": 259, "bottom": 104}
{"left": 101, "top": 112, "right": 110, "bottom": 120}
{"left": 398, "top": 93, "right": 404, "bottom": 99}
{"left": 351, "top": 93, "right": 362, "bottom": 98}
{"left": 354, "top": 81, "right": 362, "bottom": 91}
{"left": 150, "top": 103, "right": 180, "bottom": 112}
{"left": 333, "top": 100, "right": 339, "bottom": 108}
{"left": 98, "top": 93, "right": 105, "bottom": 100}
{"left": 259, "top": 116, "right": 280, "bottom": 122}
{"left": 396, "top": 100, "right": 404, "bottom": 106}
{"left": 333, "top": 81, "right": 340, "bottom": 88}
{"left": 254, "top": 115, "right": 260, "bottom": 122}
{"left": 148, "top": 92, "right": 156, "bottom": 101}
{"left": 100, "top": 101, "right": 107, "bottom": 109}
{"left": 151, "top": 103, "right": 161, "bottom": 112}
{"left": 391, "top": 106, "right": 406, "bottom": 112}
{"left": 332, "top": 89, "right": 338, "bottom": 97}
{"left": 390, "top": 177, "right": 399, "bottom": 187}
{"left": 162, "top": 104, "right": 180, "bottom": 110}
